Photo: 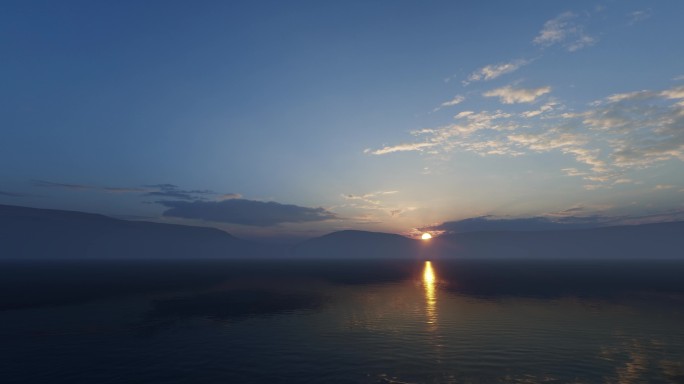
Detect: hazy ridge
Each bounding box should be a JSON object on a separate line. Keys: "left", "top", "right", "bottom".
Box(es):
{"left": 2, "top": 204, "right": 683, "bottom": 259}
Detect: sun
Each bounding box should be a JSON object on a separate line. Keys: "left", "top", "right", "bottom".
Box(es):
{"left": 421, "top": 232, "right": 432, "bottom": 240}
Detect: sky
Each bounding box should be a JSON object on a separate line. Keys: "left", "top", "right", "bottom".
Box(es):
{"left": 2, "top": 0, "right": 684, "bottom": 241}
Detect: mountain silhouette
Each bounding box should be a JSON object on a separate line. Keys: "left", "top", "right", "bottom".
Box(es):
{"left": 2, "top": 204, "right": 684, "bottom": 259}
{"left": 294, "top": 222, "right": 684, "bottom": 259}
{"left": 293, "top": 230, "right": 420, "bottom": 259}
{"left": 425, "top": 221, "right": 684, "bottom": 259}
{"left": 0, "top": 204, "right": 281, "bottom": 259}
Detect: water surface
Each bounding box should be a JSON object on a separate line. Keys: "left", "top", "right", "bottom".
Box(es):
{"left": 1, "top": 260, "right": 683, "bottom": 383}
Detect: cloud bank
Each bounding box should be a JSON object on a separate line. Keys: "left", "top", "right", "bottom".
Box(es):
{"left": 421, "top": 216, "right": 602, "bottom": 234}
{"left": 144, "top": 184, "right": 214, "bottom": 201}
{"left": 159, "top": 199, "right": 337, "bottom": 227}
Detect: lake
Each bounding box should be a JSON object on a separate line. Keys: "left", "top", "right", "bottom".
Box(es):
{"left": 1, "top": 259, "right": 684, "bottom": 383}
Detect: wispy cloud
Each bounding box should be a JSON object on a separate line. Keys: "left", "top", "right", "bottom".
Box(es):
{"left": 533, "top": 12, "right": 596, "bottom": 52}
{"left": 366, "top": 110, "right": 523, "bottom": 158}
{"left": 419, "top": 205, "right": 684, "bottom": 235}
{"left": 613, "top": 178, "right": 633, "bottom": 185}
{"left": 0, "top": 190, "right": 28, "bottom": 197}
{"left": 34, "top": 179, "right": 146, "bottom": 194}
{"left": 159, "top": 199, "right": 337, "bottom": 227}
{"left": 103, "top": 187, "right": 148, "bottom": 193}
{"left": 566, "top": 34, "right": 596, "bottom": 52}
{"left": 340, "top": 190, "right": 407, "bottom": 219}
{"left": 144, "top": 184, "right": 214, "bottom": 201}
{"left": 465, "top": 59, "right": 529, "bottom": 84}
{"left": 483, "top": 85, "right": 551, "bottom": 104}
{"left": 511, "top": 85, "right": 684, "bottom": 178}
{"left": 432, "top": 95, "right": 465, "bottom": 112}
{"left": 32, "top": 180, "right": 93, "bottom": 190}
{"left": 218, "top": 193, "right": 242, "bottom": 200}
{"left": 367, "top": 84, "right": 684, "bottom": 188}
{"left": 365, "top": 142, "right": 437, "bottom": 155}
{"left": 580, "top": 86, "right": 684, "bottom": 169}
{"left": 31, "top": 180, "right": 244, "bottom": 204}
{"left": 419, "top": 215, "right": 604, "bottom": 234}
{"left": 533, "top": 12, "right": 576, "bottom": 46}
{"left": 628, "top": 9, "right": 652, "bottom": 25}
{"left": 342, "top": 191, "right": 398, "bottom": 206}
{"left": 450, "top": 110, "right": 518, "bottom": 134}
{"left": 520, "top": 101, "right": 558, "bottom": 118}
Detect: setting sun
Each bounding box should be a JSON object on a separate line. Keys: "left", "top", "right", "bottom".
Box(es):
{"left": 421, "top": 233, "right": 432, "bottom": 240}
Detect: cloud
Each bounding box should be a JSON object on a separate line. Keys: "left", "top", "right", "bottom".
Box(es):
{"left": 425, "top": 209, "right": 684, "bottom": 234}
{"left": 144, "top": 184, "right": 214, "bottom": 201}
{"left": 628, "top": 9, "right": 652, "bottom": 25}
{"left": 533, "top": 12, "right": 596, "bottom": 52}
{"left": 342, "top": 191, "right": 398, "bottom": 206}
{"left": 365, "top": 142, "right": 437, "bottom": 155}
{"left": 660, "top": 85, "right": 684, "bottom": 100}
{"left": 566, "top": 34, "right": 596, "bottom": 52}
{"left": 340, "top": 191, "right": 408, "bottom": 220}
{"left": 508, "top": 131, "right": 587, "bottom": 151}
{"left": 420, "top": 215, "right": 603, "bottom": 234}
{"left": 367, "top": 84, "right": 684, "bottom": 188}
{"left": 465, "top": 59, "right": 529, "bottom": 84}
{"left": 581, "top": 86, "right": 684, "bottom": 168}
{"left": 452, "top": 110, "right": 516, "bottom": 131}
{"left": 520, "top": 101, "right": 558, "bottom": 118}
{"left": 432, "top": 95, "right": 465, "bottom": 112}
{"left": 103, "top": 187, "right": 148, "bottom": 193}
{"left": 29, "top": 180, "right": 244, "bottom": 203}
{"left": 367, "top": 110, "right": 522, "bottom": 157}
{"left": 159, "top": 199, "right": 337, "bottom": 227}
{"left": 483, "top": 85, "right": 551, "bottom": 104}
{"left": 546, "top": 203, "right": 614, "bottom": 217}
{"left": 0, "top": 190, "right": 28, "bottom": 197}
{"left": 218, "top": 193, "right": 242, "bottom": 200}
{"left": 32, "top": 180, "right": 93, "bottom": 190}
{"left": 562, "top": 168, "right": 587, "bottom": 177}
{"left": 533, "top": 12, "right": 575, "bottom": 46}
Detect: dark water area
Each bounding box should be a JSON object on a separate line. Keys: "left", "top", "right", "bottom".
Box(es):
{"left": 1, "top": 259, "right": 684, "bottom": 383}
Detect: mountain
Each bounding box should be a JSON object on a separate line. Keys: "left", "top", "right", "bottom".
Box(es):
{"left": 293, "top": 230, "right": 420, "bottom": 259}
{"left": 428, "top": 221, "right": 684, "bottom": 259}
{"left": 3, "top": 204, "right": 684, "bottom": 260}
{"left": 294, "top": 222, "right": 684, "bottom": 259}
{"left": 0, "top": 204, "right": 281, "bottom": 259}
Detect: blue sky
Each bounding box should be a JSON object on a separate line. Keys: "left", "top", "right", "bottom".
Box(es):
{"left": 2, "top": 0, "right": 684, "bottom": 240}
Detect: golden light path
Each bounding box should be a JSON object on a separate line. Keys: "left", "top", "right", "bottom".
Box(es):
{"left": 423, "top": 261, "right": 437, "bottom": 327}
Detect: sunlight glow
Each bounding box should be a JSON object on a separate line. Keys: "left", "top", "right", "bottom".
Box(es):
{"left": 423, "top": 261, "right": 437, "bottom": 327}
{"left": 421, "top": 233, "right": 432, "bottom": 240}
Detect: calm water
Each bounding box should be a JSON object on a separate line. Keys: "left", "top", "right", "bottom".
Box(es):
{"left": 1, "top": 260, "right": 684, "bottom": 383}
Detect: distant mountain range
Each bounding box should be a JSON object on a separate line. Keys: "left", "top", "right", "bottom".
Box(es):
{"left": 293, "top": 230, "right": 418, "bottom": 259}
{"left": 2, "top": 204, "right": 684, "bottom": 259}
{"left": 0, "top": 204, "right": 280, "bottom": 259}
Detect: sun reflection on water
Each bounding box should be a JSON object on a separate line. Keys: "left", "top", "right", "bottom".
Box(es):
{"left": 423, "top": 261, "right": 437, "bottom": 328}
